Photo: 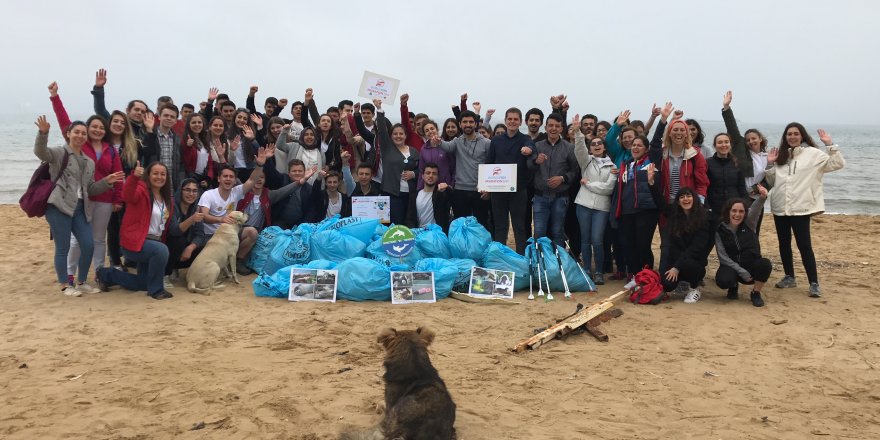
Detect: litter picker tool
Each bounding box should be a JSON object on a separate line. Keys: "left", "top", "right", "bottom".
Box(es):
{"left": 527, "top": 249, "right": 535, "bottom": 300}
{"left": 553, "top": 243, "right": 572, "bottom": 298}
{"left": 565, "top": 237, "right": 591, "bottom": 287}
{"left": 536, "top": 242, "right": 554, "bottom": 301}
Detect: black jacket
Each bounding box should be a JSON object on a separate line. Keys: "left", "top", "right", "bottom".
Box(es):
{"left": 660, "top": 214, "right": 712, "bottom": 271}
{"left": 706, "top": 155, "right": 748, "bottom": 214}
{"left": 405, "top": 187, "right": 453, "bottom": 233}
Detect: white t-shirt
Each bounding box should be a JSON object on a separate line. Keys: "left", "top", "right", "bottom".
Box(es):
{"left": 198, "top": 185, "right": 245, "bottom": 235}
{"left": 195, "top": 143, "right": 209, "bottom": 175}
{"left": 148, "top": 198, "right": 168, "bottom": 236}
{"left": 327, "top": 193, "right": 342, "bottom": 218}
{"left": 416, "top": 190, "right": 434, "bottom": 227}
{"left": 233, "top": 143, "right": 246, "bottom": 168}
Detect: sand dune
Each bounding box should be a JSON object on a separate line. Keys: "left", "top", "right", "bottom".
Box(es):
{"left": 1, "top": 205, "right": 879, "bottom": 439}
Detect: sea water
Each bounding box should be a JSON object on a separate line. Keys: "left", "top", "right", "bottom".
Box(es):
{"left": 1, "top": 117, "right": 877, "bottom": 214}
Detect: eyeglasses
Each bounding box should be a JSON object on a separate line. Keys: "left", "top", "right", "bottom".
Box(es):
{"left": 590, "top": 142, "right": 604, "bottom": 146}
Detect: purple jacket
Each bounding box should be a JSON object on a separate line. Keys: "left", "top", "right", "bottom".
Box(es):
{"left": 417, "top": 142, "right": 456, "bottom": 190}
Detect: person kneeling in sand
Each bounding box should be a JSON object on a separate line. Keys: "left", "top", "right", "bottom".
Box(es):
{"left": 714, "top": 185, "right": 772, "bottom": 307}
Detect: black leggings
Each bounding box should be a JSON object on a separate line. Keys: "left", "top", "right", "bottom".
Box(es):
{"left": 107, "top": 207, "right": 124, "bottom": 266}
{"left": 660, "top": 259, "right": 706, "bottom": 293}
{"left": 773, "top": 215, "right": 817, "bottom": 283}
{"left": 715, "top": 258, "right": 772, "bottom": 290}
{"left": 619, "top": 210, "right": 659, "bottom": 274}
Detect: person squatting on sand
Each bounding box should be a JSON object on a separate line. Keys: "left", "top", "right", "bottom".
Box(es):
{"left": 30, "top": 70, "right": 848, "bottom": 303}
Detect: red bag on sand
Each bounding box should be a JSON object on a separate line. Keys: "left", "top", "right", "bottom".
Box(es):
{"left": 629, "top": 267, "right": 666, "bottom": 305}
{"left": 20, "top": 152, "right": 70, "bottom": 218}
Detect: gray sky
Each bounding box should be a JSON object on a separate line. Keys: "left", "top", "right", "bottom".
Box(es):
{"left": 2, "top": 0, "right": 878, "bottom": 125}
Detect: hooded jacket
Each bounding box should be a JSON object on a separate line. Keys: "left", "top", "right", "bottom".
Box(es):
{"left": 650, "top": 120, "right": 709, "bottom": 203}
{"left": 573, "top": 131, "right": 617, "bottom": 212}
{"left": 765, "top": 144, "right": 844, "bottom": 216}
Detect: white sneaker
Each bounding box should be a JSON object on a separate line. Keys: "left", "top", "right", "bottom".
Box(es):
{"left": 62, "top": 285, "right": 82, "bottom": 297}
{"left": 163, "top": 276, "right": 175, "bottom": 289}
{"left": 683, "top": 287, "right": 702, "bottom": 304}
{"left": 623, "top": 278, "right": 638, "bottom": 290}
{"left": 76, "top": 282, "right": 101, "bottom": 295}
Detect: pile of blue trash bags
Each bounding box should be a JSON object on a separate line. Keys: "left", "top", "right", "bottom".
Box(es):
{"left": 250, "top": 215, "right": 596, "bottom": 301}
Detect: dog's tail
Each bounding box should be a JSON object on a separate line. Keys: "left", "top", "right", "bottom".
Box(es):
{"left": 339, "top": 426, "right": 383, "bottom": 440}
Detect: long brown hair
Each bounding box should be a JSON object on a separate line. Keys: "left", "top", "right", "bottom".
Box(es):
{"left": 143, "top": 162, "right": 172, "bottom": 207}
{"left": 667, "top": 188, "right": 708, "bottom": 238}
{"left": 110, "top": 110, "right": 139, "bottom": 167}
{"left": 776, "top": 122, "right": 817, "bottom": 166}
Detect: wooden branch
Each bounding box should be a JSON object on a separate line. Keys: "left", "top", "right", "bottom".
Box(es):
{"left": 512, "top": 290, "right": 628, "bottom": 352}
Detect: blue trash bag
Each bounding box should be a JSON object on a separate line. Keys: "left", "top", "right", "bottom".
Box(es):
{"left": 448, "top": 216, "right": 492, "bottom": 263}
{"left": 248, "top": 226, "right": 287, "bottom": 274}
{"left": 413, "top": 224, "right": 452, "bottom": 259}
{"left": 483, "top": 241, "right": 531, "bottom": 291}
{"left": 314, "top": 215, "right": 340, "bottom": 232}
{"left": 527, "top": 237, "right": 595, "bottom": 293}
{"left": 252, "top": 260, "right": 338, "bottom": 298}
{"left": 264, "top": 223, "right": 316, "bottom": 275}
{"left": 446, "top": 258, "right": 477, "bottom": 291}
{"left": 321, "top": 216, "right": 380, "bottom": 245}
{"left": 309, "top": 229, "right": 367, "bottom": 262}
{"left": 373, "top": 223, "right": 389, "bottom": 241}
{"left": 365, "top": 237, "right": 423, "bottom": 270}
{"left": 413, "top": 258, "right": 460, "bottom": 299}
{"left": 336, "top": 257, "right": 393, "bottom": 301}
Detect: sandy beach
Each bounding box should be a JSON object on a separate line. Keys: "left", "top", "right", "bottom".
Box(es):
{"left": 1, "top": 204, "right": 879, "bottom": 439}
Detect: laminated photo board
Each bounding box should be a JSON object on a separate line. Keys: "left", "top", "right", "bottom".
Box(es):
{"left": 352, "top": 196, "right": 391, "bottom": 224}
{"left": 391, "top": 271, "right": 436, "bottom": 304}
{"left": 289, "top": 268, "right": 338, "bottom": 303}
{"left": 468, "top": 266, "right": 515, "bottom": 299}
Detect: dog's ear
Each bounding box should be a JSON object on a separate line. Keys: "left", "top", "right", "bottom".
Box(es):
{"left": 377, "top": 328, "right": 397, "bottom": 348}
{"left": 416, "top": 326, "right": 435, "bottom": 346}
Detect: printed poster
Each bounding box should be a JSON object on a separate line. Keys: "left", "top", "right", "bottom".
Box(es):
{"left": 289, "top": 268, "right": 338, "bottom": 303}
{"left": 351, "top": 196, "right": 391, "bottom": 224}
{"left": 391, "top": 271, "right": 436, "bottom": 304}
{"left": 468, "top": 266, "right": 515, "bottom": 299}
{"left": 477, "top": 164, "right": 517, "bottom": 192}
{"left": 358, "top": 71, "right": 401, "bottom": 104}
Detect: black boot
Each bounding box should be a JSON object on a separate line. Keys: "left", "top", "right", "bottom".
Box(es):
{"left": 750, "top": 291, "right": 765, "bottom": 307}
{"left": 726, "top": 284, "right": 739, "bottom": 300}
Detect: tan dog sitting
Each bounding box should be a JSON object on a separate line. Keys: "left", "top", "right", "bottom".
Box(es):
{"left": 186, "top": 211, "right": 248, "bottom": 294}
{"left": 342, "top": 327, "right": 457, "bottom": 440}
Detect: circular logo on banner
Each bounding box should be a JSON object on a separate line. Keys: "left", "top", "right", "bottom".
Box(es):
{"left": 381, "top": 225, "right": 415, "bottom": 257}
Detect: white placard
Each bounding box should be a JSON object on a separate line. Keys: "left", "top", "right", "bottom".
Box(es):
{"left": 351, "top": 196, "right": 391, "bottom": 224}
{"left": 468, "top": 267, "right": 515, "bottom": 299}
{"left": 477, "top": 164, "right": 518, "bottom": 192}
{"left": 358, "top": 71, "right": 401, "bottom": 105}
{"left": 289, "top": 269, "right": 338, "bottom": 303}
{"left": 391, "top": 271, "right": 436, "bottom": 304}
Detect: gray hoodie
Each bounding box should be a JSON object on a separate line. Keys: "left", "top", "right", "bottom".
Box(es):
{"left": 438, "top": 133, "right": 491, "bottom": 191}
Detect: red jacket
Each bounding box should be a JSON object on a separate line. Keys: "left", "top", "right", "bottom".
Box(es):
{"left": 236, "top": 190, "right": 271, "bottom": 228}
{"left": 121, "top": 175, "right": 173, "bottom": 252}
{"left": 660, "top": 148, "right": 709, "bottom": 202}
{"left": 401, "top": 104, "right": 424, "bottom": 151}
{"left": 51, "top": 95, "right": 124, "bottom": 204}
{"left": 181, "top": 139, "right": 216, "bottom": 179}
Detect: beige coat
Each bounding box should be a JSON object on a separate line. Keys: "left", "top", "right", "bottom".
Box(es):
{"left": 34, "top": 133, "right": 111, "bottom": 221}
{"left": 765, "top": 144, "right": 844, "bottom": 216}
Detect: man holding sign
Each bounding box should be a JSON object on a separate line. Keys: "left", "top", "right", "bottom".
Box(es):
{"left": 487, "top": 108, "right": 535, "bottom": 254}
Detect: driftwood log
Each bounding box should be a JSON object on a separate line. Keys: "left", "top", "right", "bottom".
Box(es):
{"left": 513, "top": 290, "right": 627, "bottom": 352}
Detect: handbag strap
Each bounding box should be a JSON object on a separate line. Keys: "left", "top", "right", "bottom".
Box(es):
{"left": 53, "top": 151, "right": 71, "bottom": 184}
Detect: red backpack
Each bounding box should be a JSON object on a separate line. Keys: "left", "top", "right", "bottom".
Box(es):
{"left": 20, "top": 152, "right": 70, "bottom": 218}
{"left": 629, "top": 267, "right": 667, "bottom": 305}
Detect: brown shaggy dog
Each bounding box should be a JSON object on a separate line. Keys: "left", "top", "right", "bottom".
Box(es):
{"left": 342, "top": 327, "right": 456, "bottom": 440}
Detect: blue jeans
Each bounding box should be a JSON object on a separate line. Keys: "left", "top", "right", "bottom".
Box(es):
{"left": 98, "top": 239, "right": 169, "bottom": 295}
{"left": 45, "top": 201, "right": 93, "bottom": 284}
{"left": 575, "top": 205, "right": 609, "bottom": 274}
{"left": 532, "top": 195, "right": 568, "bottom": 248}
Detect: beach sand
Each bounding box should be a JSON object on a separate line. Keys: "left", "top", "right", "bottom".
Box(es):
{"left": 1, "top": 205, "right": 879, "bottom": 439}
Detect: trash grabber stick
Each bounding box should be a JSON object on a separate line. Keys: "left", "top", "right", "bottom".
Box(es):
{"left": 565, "top": 238, "right": 591, "bottom": 287}
{"left": 527, "top": 248, "right": 535, "bottom": 300}
{"left": 553, "top": 243, "right": 572, "bottom": 298}
{"left": 537, "top": 242, "right": 554, "bottom": 301}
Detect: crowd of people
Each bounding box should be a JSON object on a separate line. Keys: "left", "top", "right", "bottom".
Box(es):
{"left": 34, "top": 70, "right": 845, "bottom": 305}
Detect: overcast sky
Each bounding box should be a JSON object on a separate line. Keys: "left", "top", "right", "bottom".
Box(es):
{"left": 3, "top": 0, "right": 878, "bottom": 125}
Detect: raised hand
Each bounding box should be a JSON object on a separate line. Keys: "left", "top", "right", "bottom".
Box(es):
{"left": 472, "top": 101, "right": 481, "bottom": 114}
{"left": 486, "top": 108, "right": 496, "bottom": 118}
{"left": 133, "top": 161, "right": 144, "bottom": 178}
{"left": 304, "top": 88, "right": 314, "bottom": 103}
{"left": 241, "top": 125, "right": 254, "bottom": 141}
{"left": 214, "top": 140, "right": 227, "bottom": 159}
{"left": 95, "top": 69, "right": 107, "bottom": 87}
{"left": 647, "top": 163, "right": 656, "bottom": 185}
{"left": 207, "top": 87, "right": 219, "bottom": 101}
{"left": 399, "top": 93, "right": 408, "bottom": 106}
{"left": 301, "top": 166, "right": 318, "bottom": 185}
{"left": 35, "top": 115, "right": 50, "bottom": 133}
{"left": 438, "top": 182, "right": 449, "bottom": 192}
{"left": 430, "top": 134, "right": 441, "bottom": 147}
{"left": 340, "top": 149, "right": 351, "bottom": 161}
{"left": 672, "top": 109, "right": 684, "bottom": 120}
{"left": 616, "top": 110, "right": 631, "bottom": 126}
{"left": 756, "top": 184, "right": 768, "bottom": 198}
{"left": 250, "top": 113, "right": 263, "bottom": 129}
{"left": 254, "top": 146, "right": 269, "bottom": 166}
{"left": 660, "top": 102, "right": 674, "bottom": 120}
{"left": 817, "top": 129, "right": 833, "bottom": 146}
{"left": 263, "top": 142, "right": 276, "bottom": 158}
{"left": 460, "top": 92, "right": 468, "bottom": 101}
{"left": 48, "top": 81, "right": 58, "bottom": 97}
{"left": 723, "top": 90, "right": 732, "bottom": 109}
{"left": 278, "top": 98, "right": 288, "bottom": 108}
{"left": 230, "top": 135, "right": 242, "bottom": 150}
{"left": 651, "top": 103, "right": 660, "bottom": 117}
{"left": 353, "top": 102, "right": 361, "bottom": 113}
{"left": 373, "top": 98, "right": 382, "bottom": 109}
{"left": 143, "top": 112, "right": 155, "bottom": 131}
{"left": 249, "top": 85, "right": 258, "bottom": 96}
{"left": 767, "top": 148, "right": 778, "bottom": 164}
{"left": 104, "top": 171, "right": 125, "bottom": 185}
{"left": 572, "top": 113, "right": 581, "bottom": 128}
{"left": 186, "top": 135, "right": 194, "bottom": 147}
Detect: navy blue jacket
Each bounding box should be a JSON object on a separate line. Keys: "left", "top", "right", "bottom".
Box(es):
{"left": 487, "top": 131, "right": 536, "bottom": 188}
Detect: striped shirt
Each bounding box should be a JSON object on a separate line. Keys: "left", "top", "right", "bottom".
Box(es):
{"left": 667, "top": 151, "right": 683, "bottom": 202}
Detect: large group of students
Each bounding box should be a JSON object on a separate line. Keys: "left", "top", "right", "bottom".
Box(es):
{"left": 34, "top": 70, "right": 845, "bottom": 305}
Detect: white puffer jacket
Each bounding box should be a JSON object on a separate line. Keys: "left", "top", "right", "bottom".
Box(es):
{"left": 573, "top": 132, "right": 617, "bottom": 212}
{"left": 765, "top": 144, "right": 844, "bottom": 216}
